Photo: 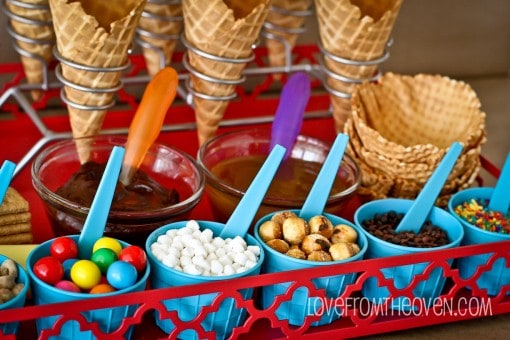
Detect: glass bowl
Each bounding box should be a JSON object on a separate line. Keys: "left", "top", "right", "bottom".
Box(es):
{"left": 197, "top": 128, "right": 360, "bottom": 225}
{"left": 32, "top": 135, "right": 205, "bottom": 246}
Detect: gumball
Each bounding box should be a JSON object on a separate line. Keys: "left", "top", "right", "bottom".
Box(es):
{"left": 55, "top": 280, "right": 81, "bottom": 293}
{"left": 119, "top": 245, "right": 147, "bottom": 272}
{"left": 91, "top": 248, "right": 118, "bottom": 274}
{"left": 89, "top": 283, "right": 116, "bottom": 294}
{"left": 106, "top": 261, "right": 137, "bottom": 290}
{"left": 70, "top": 260, "right": 102, "bottom": 290}
{"left": 50, "top": 237, "right": 78, "bottom": 262}
{"left": 93, "top": 237, "right": 122, "bottom": 256}
{"left": 33, "top": 256, "right": 64, "bottom": 285}
{"left": 62, "top": 258, "right": 79, "bottom": 280}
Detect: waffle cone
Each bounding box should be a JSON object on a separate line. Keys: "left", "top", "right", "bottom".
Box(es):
{"left": 343, "top": 72, "right": 486, "bottom": 204}
{"left": 6, "top": 0, "right": 55, "bottom": 101}
{"left": 49, "top": 0, "right": 145, "bottom": 162}
{"left": 315, "top": 0, "right": 403, "bottom": 131}
{"left": 183, "top": 0, "right": 270, "bottom": 145}
{"left": 264, "top": 0, "right": 312, "bottom": 79}
{"left": 138, "top": 0, "right": 183, "bottom": 76}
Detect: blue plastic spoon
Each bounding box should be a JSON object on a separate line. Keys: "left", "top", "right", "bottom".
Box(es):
{"left": 220, "top": 144, "right": 286, "bottom": 239}
{"left": 270, "top": 71, "right": 311, "bottom": 159}
{"left": 299, "top": 133, "right": 349, "bottom": 220}
{"left": 488, "top": 151, "right": 510, "bottom": 213}
{"left": 78, "top": 146, "right": 125, "bottom": 259}
{"left": 0, "top": 160, "right": 16, "bottom": 205}
{"left": 395, "top": 141, "right": 464, "bottom": 233}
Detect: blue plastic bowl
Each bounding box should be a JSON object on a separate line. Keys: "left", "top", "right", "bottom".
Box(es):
{"left": 448, "top": 187, "right": 510, "bottom": 296}
{"left": 254, "top": 210, "right": 368, "bottom": 326}
{"left": 26, "top": 235, "right": 150, "bottom": 339}
{"left": 145, "top": 221, "right": 264, "bottom": 340}
{"left": 354, "top": 198, "right": 464, "bottom": 310}
{"left": 0, "top": 254, "right": 29, "bottom": 335}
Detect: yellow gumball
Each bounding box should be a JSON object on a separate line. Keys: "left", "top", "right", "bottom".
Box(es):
{"left": 93, "top": 237, "right": 122, "bottom": 256}
{"left": 70, "top": 260, "right": 101, "bottom": 290}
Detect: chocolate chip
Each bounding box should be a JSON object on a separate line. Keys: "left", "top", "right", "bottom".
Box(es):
{"left": 362, "top": 212, "right": 449, "bottom": 248}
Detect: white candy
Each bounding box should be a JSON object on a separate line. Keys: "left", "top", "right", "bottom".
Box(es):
{"left": 210, "top": 260, "right": 223, "bottom": 275}
{"left": 223, "top": 265, "right": 235, "bottom": 276}
{"left": 151, "top": 220, "right": 260, "bottom": 277}
{"left": 180, "top": 255, "right": 192, "bottom": 267}
{"left": 234, "top": 252, "right": 247, "bottom": 266}
{"left": 183, "top": 264, "right": 202, "bottom": 275}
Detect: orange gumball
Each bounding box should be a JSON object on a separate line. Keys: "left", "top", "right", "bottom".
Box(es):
{"left": 89, "top": 283, "right": 116, "bottom": 294}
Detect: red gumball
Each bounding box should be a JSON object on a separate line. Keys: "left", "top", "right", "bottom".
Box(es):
{"left": 50, "top": 237, "right": 79, "bottom": 262}
{"left": 119, "top": 245, "right": 147, "bottom": 272}
{"left": 33, "top": 256, "right": 64, "bottom": 285}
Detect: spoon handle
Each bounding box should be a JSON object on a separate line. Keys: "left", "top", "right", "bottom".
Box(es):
{"left": 488, "top": 152, "right": 510, "bottom": 213}
{"left": 78, "top": 146, "right": 125, "bottom": 259}
{"left": 0, "top": 160, "right": 16, "bottom": 205}
{"left": 270, "top": 72, "right": 310, "bottom": 159}
{"left": 299, "top": 133, "right": 349, "bottom": 220}
{"left": 395, "top": 142, "right": 463, "bottom": 233}
{"left": 220, "top": 144, "right": 286, "bottom": 239}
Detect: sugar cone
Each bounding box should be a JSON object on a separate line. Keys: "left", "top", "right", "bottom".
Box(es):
{"left": 49, "top": 0, "right": 146, "bottom": 162}
{"left": 137, "top": 0, "right": 183, "bottom": 76}
{"left": 6, "top": 0, "right": 55, "bottom": 101}
{"left": 182, "top": 0, "right": 270, "bottom": 146}
{"left": 264, "top": 0, "right": 312, "bottom": 79}
{"left": 315, "top": 0, "right": 403, "bottom": 132}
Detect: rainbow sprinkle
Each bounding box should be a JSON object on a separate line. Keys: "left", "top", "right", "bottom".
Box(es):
{"left": 454, "top": 198, "right": 510, "bottom": 234}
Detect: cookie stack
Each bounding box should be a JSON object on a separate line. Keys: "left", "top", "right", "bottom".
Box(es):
{"left": 0, "top": 187, "right": 32, "bottom": 244}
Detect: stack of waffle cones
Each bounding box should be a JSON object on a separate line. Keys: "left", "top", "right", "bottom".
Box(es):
{"left": 263, "top": 0, "right": 312, "bottom": 79}
{"left": 4, "top": 0, "right": 55, "bottom": 101}
{"left": 182, "top": 0, "right": 270, "bottom": 146}
{"left": 137, "top": 0, "right": 183, "bottom": 76}
{"left": 315, "top": 0, "right": 403, "bottom": 133}
{"left": 0, "top": 188, "right": 32, "bottom": 245}
{"left": 344, "top": 72, "right": 487, "bottom": 206}
{"left": 49, "top": 0, "right": 146, "bottom": 162}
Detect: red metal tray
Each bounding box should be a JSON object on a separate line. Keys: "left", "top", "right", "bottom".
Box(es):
{"left": 0, "top": 48, "right": 508, "bottom": 339}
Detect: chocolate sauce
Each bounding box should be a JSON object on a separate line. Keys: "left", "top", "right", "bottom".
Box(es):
{"left": 56, "top": 161, "right": 179, "bottom": 211}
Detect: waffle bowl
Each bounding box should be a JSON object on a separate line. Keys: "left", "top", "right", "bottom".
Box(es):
{"left": 344, "top": 73, "right": 486, "bottom": 205}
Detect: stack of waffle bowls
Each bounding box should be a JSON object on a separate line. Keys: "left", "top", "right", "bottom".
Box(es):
{"left": 344, "top": 72, "right": 486, "bottom": 207}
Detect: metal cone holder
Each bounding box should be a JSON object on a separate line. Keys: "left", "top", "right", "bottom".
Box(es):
{"left": 53, "top": 46, "right": 129, "bottom": 111}
{"left": 317, "top": 38, "right": 393, "bottom": 100}
{"left": 1, "top": 0, "right": 54, "bottom": 92}
{"left": 180, "top": 34, "right": 255, "bottom": 104}
{"left": 260, "top": 4, "right": 313, "bottom": 72}
{"left": 134, "top": 0, "right": 183, "bottom": 72}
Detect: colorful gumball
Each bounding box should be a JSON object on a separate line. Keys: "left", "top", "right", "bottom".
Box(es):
{"left": 55, "top": 280, "right": 81, "bottom": 293}
{"left": 70, "top": 260, "right": 102, "bottom": 290}
{"left": 106, "top": 261, "right": 137, "bottom": 290}
{"left": 119, "top": 245, "right": 147, "bottom": 272}
{"left": 93, "top": 237, "right": 122, "bottom": 256}
{"left": 91, "top": 248, "right": 118, "bottom": 274}
{"left": 62, "top": 258, "right": 78, "bottom": 280}
{"left": 33, "top": 256, "right": 64, "bottom": 285}
{"left": 89, "top": 283, "right": 116, "bottom": 294}
{"left": 50, "top": 237, "right": 79, "bottom": 262}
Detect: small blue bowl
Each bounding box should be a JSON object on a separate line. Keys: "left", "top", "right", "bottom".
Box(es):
{"left": 254, "top": 210, "right": 368, "bottom": 326}
{"left": 26, "top": 235, "right": 150, "bottom": 339}
{"left": 0, "top": 254, "right": 29, "bottom": 335}
{"left": 145, "top": 221, "right": 264, "bottom": 340}
{"left": 354, "top": 198, "right": 464, "bottom": 310}
{"left": 448, "top": 187, "right": 510, "bottom": 296}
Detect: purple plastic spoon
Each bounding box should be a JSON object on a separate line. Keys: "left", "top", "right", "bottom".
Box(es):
{"left": 270, "top": 71, "right": 311, "bottom": 159}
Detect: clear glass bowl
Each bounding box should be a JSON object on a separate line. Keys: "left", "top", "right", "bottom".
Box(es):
{"left": 197, "top": 129, "right": 360, "bottom": 226}
{"left": 32, "top": 135, "right": 205, "bottom": 246}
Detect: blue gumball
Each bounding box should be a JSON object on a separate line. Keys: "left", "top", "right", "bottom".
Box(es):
{"left": 106, "top": 261, "right": 137, "bottom": 290}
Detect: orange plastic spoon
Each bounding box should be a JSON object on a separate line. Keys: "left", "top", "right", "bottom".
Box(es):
{"left": 120, "top": 67, "right": 179, "bottom": 185}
